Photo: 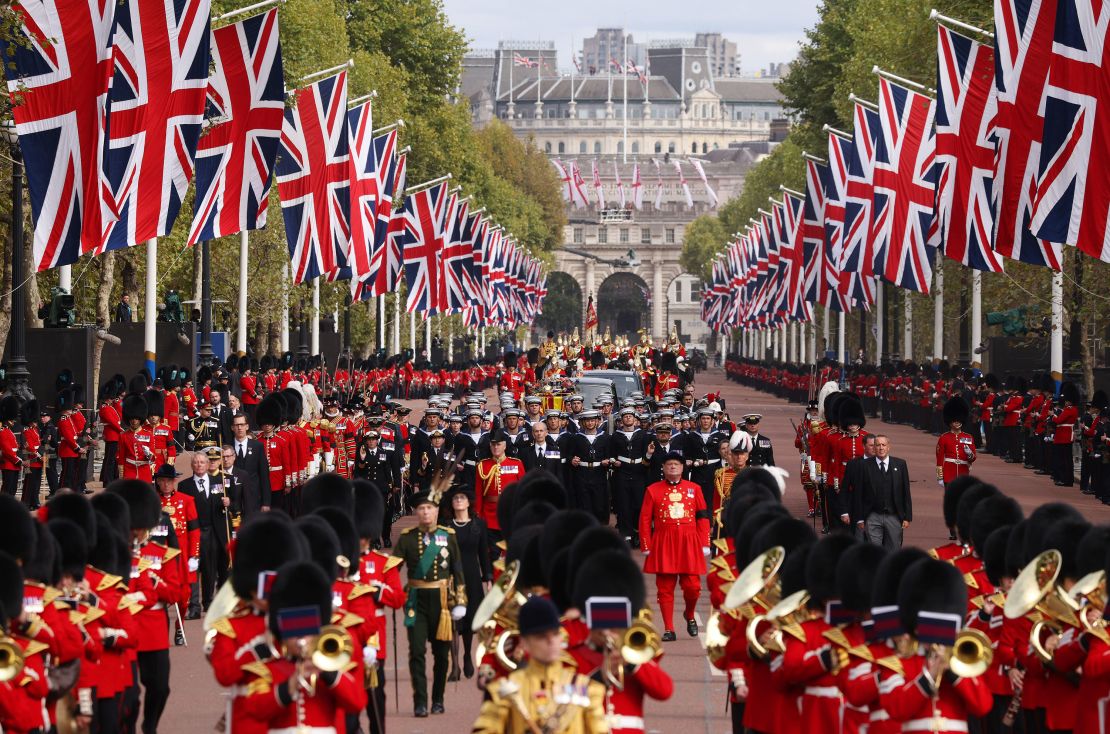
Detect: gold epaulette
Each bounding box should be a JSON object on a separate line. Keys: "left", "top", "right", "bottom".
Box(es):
{"left": 336, "top": 611, "right": 365, "bottom": 628}
{"left": 241, "top": 660, "right": 272, "bottom": 681}
{"left": 990, "top": 591, "right": 1006, "bottom": 607}
{"left": 849, "top": 645, "right": 875, "bottom": 662}
{"left": 963, "top": 572, "right": 979, "bottom": 590}
{"left": 439, "top": 525, "right": 456, "bottom": 535}
{"left": 211, "top": 616, "right": 237, "bottom": 639}
{"left": 348, "top": 584, "right": 375, "bottom": 600}
{"left": 82, "top": 607, "right": 106, "bottom": 625}
{"left": 383, "top": 555, "right": 404, "bottom": 572}
{"left": 876, "top": 655, "right": 904, "bottom": 676}
{"left": 495, "top": 540, "right": 507, "bottom": 552}
{"left": 709, "top": 557, "right": 736, "bottom": 581}
{"left": 97, "top": 573, "right": 124, "bottom": 592}
{"left": 23, "top": 640, "right": 49, "bottom": 658}
{"left": 970, "top": 595, "right": 985, "bottom": 610}
{"left": 928, "top": 548, "right": 940, "bottom": 560}
{"left": 164, "top": 547, "right": 181, "bottom": 562}
{"left": 823, "top": 627, "right": 852, "bottom": 650}
{"left": 782, "top": 622, "right": 806, "bottom": 643}
{"left": 118, "top": 595, "right": 143, "bottom": 615}
{"left": 712, "top": 538, "right": 730, "bottom": 554}
{"left": 43, "top": 587, "right": 61, "bottom": 605}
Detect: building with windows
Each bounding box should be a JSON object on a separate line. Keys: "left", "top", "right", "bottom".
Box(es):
{"left": 580, "top": 28, "right": 647, "bottom": 76}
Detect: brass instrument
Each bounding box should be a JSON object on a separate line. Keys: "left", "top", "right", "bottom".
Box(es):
{"left": 746, "top": 589, "right": 810, "bottom": 658}
{"left": 705, "top": 611, "right": 730, "bottom": 665}
{"left": 0, "top": 635, "right": 25, "bottom": 683}
{"left": 947, "top": 628, "right": 994, "bottom": 678}
{"left": 1004, "top": 549, "right": 1080, "bottom": 662}
{"left": 494, "top": 629, "right": 523, "bottom": 672}
{"left": 620, "top": 609, "right": 661, "bottom": 666}
{"left": 1070, "top": 569, "right": 1109, "bottom": 644}
{"left": 724, "top": 546, "right": 785, "bottom": 612}
{"left": 311, "top": 625, "right": 355, "bottom": 672}
{"left": 472, "top": 560, "right": 523, "bottom": 633}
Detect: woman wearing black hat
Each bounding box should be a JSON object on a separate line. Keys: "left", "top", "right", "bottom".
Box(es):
{"left": 441, "top": 486, "right": 491, "bottom": 679}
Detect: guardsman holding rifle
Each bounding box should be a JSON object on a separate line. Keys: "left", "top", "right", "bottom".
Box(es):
{"left": 0, "top": 395, "right": 22, "bottom": 497}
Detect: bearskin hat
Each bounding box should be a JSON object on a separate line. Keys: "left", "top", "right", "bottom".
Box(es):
{"left": 871, "top": 547, "right": 931, "bottom": 620}
{"left": 281, "top": 388, "right": 303, "bottom": 423}
{"left": 838, "top": 395, "right": 866, "bottom": 431}
{"left": 496, "top": 484, "right": 520, "bottom": 537}
{"left": 122, "top": 394, "right": 149, "bottom": 423}
{"left": 970, "top": 494, "right": 1023, "bottom": 557}
{"left": 732, "top": 466, "right": 786, "bottom": 501}
{"left": 46, "top": 519, "right": 87, "bottom": 580}
{"left": 547, "top": 548, "right": 573, "bottom": 612}
{"left": 20, "top": 399, "right": 38, "bottom": 427}
{"left": 897, "top": 559, "right": 968, "bottom": 637}
{"left": 267, "top": 561, "right": 333, "bottom": 640}
{"left": 572, "top": 550, "right": 646, "bottom": 614}
{"left": 1042, "top": 518, "right": 1091, "bottom": 582}
{"left": 568, "top": 526, "right": 630, "bottom": 573}
{"left": 90, "top": 492, "right": 131, "bottom": 543}
{"left": 0, "top": 494, "right": 35, "bottom": 561}
{"left": 837, "top": 543, "right": 888, "bottom": 613}
{"left": 943, "top": 396, "right": 970, "bottom": 426}
{"left": 314, "top": 507, "right": 359, "bottom": 569}
{"left": 45, "top": 492, "right": 97, "bottom": 549}
{"left": 805, "top": 534, "right": 859, "bottom": 607}
{"left": 301, "top": 473, "right": 355, "bottom": 516}
{"left": 984, "top": 373, "right": 1001, "bottom": 390}
{"left": 539, "top": 510, "right": 598, "bottom": 583}
{"left": 231, "top": 513, "right": 307, "bottom": 600}
{"left": 352, "top": 479, "right": 385, "bottom": 541}
{"left": 256, "top": 392, "right": 285, "bottom": 428}
{"left": 942, "top": 475, "right": 983, "bottom": 529}
{"left": 736, "top": 504, "right": 792, "bottom": 565}
{"left": 1023, "top": 503, "right": 1083, "bottom": 561}
{"left": 778, "top": 544, "right": 812, "bottom": 598}
{"left": 89, "top": 511, "right": 126, "bottom": 579}
{"left": 1077, "top": 525, "right": 1110, "bottom": 578}
{"left": 0, "top": 552, "right": 23, "bottom": 626}
{"left": 983, "top": 526, "right": 1016, "bottom": 588}
{"left": 511, "top": 501, "right": 557, "bottom": 533}
{"left": 512, "top": 469, "right": 568, "bottom": 513}
{"left": 25, "top": 522, "right": 60, "bottom": 586}
{"left": 0, "top": 395, "right": 21, "bottom": 423}
{"left": 507, "top": 525, "right": 545, "bottom": 589}
{"left": 1005, "top": 520, "right": 1031, "bottom": 574}
{"left": 144, "top": 389, "right": 165, "bottom": 418}
{"left": 955, "top": 482, "right": 1000, "bottom": 545}
{"left": 1060, "top": 381, "right": 1081, "bottom": 405}
{"left": 129, "top": 373, "right": 149, "bottom": 396}
{"left": 721, "top": 482, "right": 777, "bottom": 539}
{"left": 106, "top": 479, "right": 161, "bottom": 530}
{"left": 295, "top": 514, "right": 341, "bottom": 582}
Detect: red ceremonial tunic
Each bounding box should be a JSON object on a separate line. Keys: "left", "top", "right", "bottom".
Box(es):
{"left": 161, "top": 490, "right": 200, "bottom": 581}
{"left": 880, "top": 652, "right": 992, "bottom": 734}
{"left": 240, "top": 655, "right": 367, "bottom": 732}
{"left": 206, "top": 605, "right": 272, "bottom": 734}
{"left": 118, "top": 427, "right": 156, "bottom": 482}
{"left": 936, "top": 431, "right": 976, "bottom": 482}
{"left": 772, "top": 616, "right": 845, "bottom": 734}
{"left": 100, "top": 402, "right": 123, "bottom": 442}
{"left": 474, "top": 457, "right": 525, "bottom": 532}
{"left": 639, "top": 479, "right": 710, "bottom": 575}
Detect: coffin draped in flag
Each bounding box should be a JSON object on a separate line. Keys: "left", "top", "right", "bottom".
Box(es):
{"left": 189, "top": 8, "right": 284, "bottom": 247}
{"left": 2, "top": 0, "right": 117, "bottom": 270}
{"left": 101, "top": 0, "right": 212, "bottom": 252}
{"left": 992, "top": 0, "right": 1062, "bottom": 268}
{"left": 276, "top": 71, "right": 351, "bottom": 283}
{"left": 401, "top": 181, "right": 447, "bottom": 314}
{"left": 1029, "top": 0, "right": 1110, "bottom": 260}
{"left": 869, "top": 77, "right": 938, "bottom": 294}
{"left": 935, "top": 25, "right": 1004, "bottom": 272}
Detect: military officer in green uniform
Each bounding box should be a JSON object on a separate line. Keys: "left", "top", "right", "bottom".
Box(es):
{"left": 391, "top": 486, "right": 467, "bottom": 717}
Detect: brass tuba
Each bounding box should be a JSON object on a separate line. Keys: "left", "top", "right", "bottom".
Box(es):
{"left": 747, "top": 589, "right": 810, "bottom": 658}
{"left": 1004, "top": 549, "right": 1080, "bottom": 662}
{"left": 1069, "top": 569, "right": 1109, "bottom": 644}
{"left": 0, "top": 635, "right": 24, "bottom": 683}
{"left": 724, "top": 547, "right": 785, "bottom": 612}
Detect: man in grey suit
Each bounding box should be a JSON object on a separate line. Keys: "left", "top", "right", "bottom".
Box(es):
{"left": 853, "top": 435, "right": 912, "bottom": 549}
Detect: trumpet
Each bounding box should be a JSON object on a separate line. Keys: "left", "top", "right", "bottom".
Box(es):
{"left": 946, "top": 628, "right": 994, "bottom": 678}
{"left": 601, "top": 610, "right": 663, "bottom": 690}
{"left": 1004, "top": 550, "right": 1080, "bottom": 662}
{"left": 0, "top": 635, "right": 25, "bottom": 683}
{"left": 311, "top": 625, "right": 354, "bottom": 672}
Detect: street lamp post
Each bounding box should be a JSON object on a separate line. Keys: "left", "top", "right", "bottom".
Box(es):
{"left": 4, "top": 124, "right": 32, "bottom": 401}
{"left": 197, "top": 239, "right": 215, "bottom": 365}
{"left": 297, "top": 297, "right": 310, "bottom": 359}
{"left": 343, "top": 292, "right": 352, "bottom": 357}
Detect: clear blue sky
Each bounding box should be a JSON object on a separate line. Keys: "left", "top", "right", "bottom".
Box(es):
{"left": 440, "top": 0, "right": 815, "bottom": 74}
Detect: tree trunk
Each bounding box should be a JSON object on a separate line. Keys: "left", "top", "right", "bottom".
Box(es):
{"left": 24, "top": 229, "right": 41, "bottom": 329}
{"left": 91, "top": 251, "right": 116, "bottom": 400}
{"left": 192, "top": 243, "right": 202, "bottom": 319}
{"left": 0, "top": 230, "right": 13, "bottom": 360}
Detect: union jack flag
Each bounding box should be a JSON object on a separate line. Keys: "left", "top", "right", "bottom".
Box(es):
{"left": 992, "top": 0, "right": 1062, "bottom": 268}
{"left": 101, "top": 0, "right": 212, "bottom": 252}
{"left": 385, "top": 151, "right": 408, "bottom": 286}
{"left": 513, "top": 53, "right": 538, "bottom": 68}
{"left": 935, "top": 25, "right": 1004, "bottom": 272}
{"left": 401, "top": 181, "right": 447, "bottom": 314}
{"left": 346, "top": 100, "right": 375, "bottom": 292}
{"left": 1030, "top": 0, "right": 1110, "bottom": 259}
{"left": 360, "top": 129, "right": 400, "bottom": 297}
{"left": 844, "top": 102, "right": 881, "bottom": 279}
{"left": 802, "top": 158, "right": 827, "bottom": 305}
{"left": 870, "top": 78, "right": 938, "bottom": 294}
{"left": 2, "top": 0, "right": 117, "bottom": 270}
{"left": 276, "top": 71, "right": 350, "bottom": 283}
{"left": 189, "top": 8, "right": 284, "bottom": 247}
{"left": 825, "top": 135, "right": 868, "bottom": 308}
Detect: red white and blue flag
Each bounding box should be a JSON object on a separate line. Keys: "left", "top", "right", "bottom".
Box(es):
{"left": 935, "top": 25, "right": 1004, "bottom": 272}
{"left": 401, "top": 181, "right": 447, "bottom": 314}
{"left": 346, "top": 99, "right": 376, "bottom": 292}
{"left": 276, "top": 71, "right": 351, "bottom": 283}
{"left": 189, "top": 8, "right": 283, "bottom": 246}
{"left": 802, "top": 157, "right": 827, "bottom": 305}
{"left": 100, "top": 0, "right": 212, "bottom": 252}
{"left": 991, "top": 0, "right": 1062, "bottom": 268}
{"left": 869, "top": 77, "right": 938, "bottom": 293}
{"left": 825, "top": 134, "right": 867, "bottom": 308}
{"left": 1030, "top": 0, "right": 1110, "bottom": 259}
{"left": 2, "top": 0, "right": 117, "bottom": 270}
{"left": 362, "top": 129, "right": 401, "bottom": 297}
{"left": 844, "top": 102, "right": 882, "bottom": 279}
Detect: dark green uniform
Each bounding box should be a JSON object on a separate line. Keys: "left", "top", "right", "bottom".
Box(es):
{"left": 391, "top": 524, "right": 466, "bottom": 709}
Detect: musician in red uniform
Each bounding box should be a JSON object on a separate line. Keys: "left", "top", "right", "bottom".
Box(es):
{"left": 118, "top": 392, "right": 156, "bottom": 483}
{"left": 934, "top": 396, "right": 977, "bottom": 540}
{"left": 145, "top": 389, "right": 175, "bottom": 468}
{"left": 1000, "top": 377, "right": 1026, "bottom": 464}
{"left": 829, "top": 395, "right": 868, "bottom": 497}
{"left": 474, "top": 431, "right": 524, "bottom": 547}
{"left": 1051, "top": 381, "right": 1080, "bottom": 486}
{"left": 153, "top": 462, "right": 199, "bottom": 642}
{"left": 639, "top": 451, "right": 710, "bottom": 641}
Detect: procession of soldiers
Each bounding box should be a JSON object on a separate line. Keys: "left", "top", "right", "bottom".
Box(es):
{"left": 0, "top": 330, "right": 1107, "bottom": 734}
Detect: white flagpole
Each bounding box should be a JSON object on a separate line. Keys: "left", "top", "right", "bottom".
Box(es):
{"left": 311, "top": 276, "right": 320, "bottom": 354}
{"left": 622, "top": 34, "right": 628, "bottom": 164}
{"left": 1050, "top": 270, "right": 1063, "bottom": 380}
{"left": 426, "top": 318, "right": 432, "bottom": 357}
{"left": 837, "top": 311, "right": 846, "bottom": 364}
{"left": 58, "top": 265, "right": 72, "bottom": 292}
{"left": 144, "top": 239, "right": 157, "bottom": 378}
{"left": 875, "top": 284, "right": 884, "bottom": 366}
{"left": 237, "top": 231, "right": 249, "bottom": 354}
{"left": 392, "top": 290, "right": 401, "bottom": 354}
{"left": 971, "top": 272, "right": 982, "bottom": 367}
{"left": 933, "top": 260, "right": 944, "bottom": 359}
{"left": 409, "top": 311, "right": 416, "bottom": 351}
{"left": 377, "top": 295, "right": 385, "bottom": 351}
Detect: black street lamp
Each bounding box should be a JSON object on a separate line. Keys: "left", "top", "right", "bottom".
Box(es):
{"left": 197, "top": 239, "right": 214, "bottom": 365}
{"left": 297, "top": 297, "right": 309, "bottom": 359}
{"left": 342, "top": 292, "right": 352, "bottom": 357}
{"left": 4, "top": 123, "right": 33, "bottom": 401}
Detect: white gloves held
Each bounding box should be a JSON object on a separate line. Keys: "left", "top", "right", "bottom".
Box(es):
{"left": 451, "top": 605, "right": 466, "bottom": 621}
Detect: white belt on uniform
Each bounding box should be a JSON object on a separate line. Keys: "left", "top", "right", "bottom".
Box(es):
{"left": 270, "top": 728, "right": 337, "bottom": 734}
{"left": 804, "top": 686, "right": 842, "bottom": 698}
{"left": 464, "top": 460, "right": 477, "bottom": 466}
{"left": 943, "top": 458, "right": 970, "bottom": 465}
{"left": 617, "top": 456, "right": 636, "bottom": 463}
{"left": 606, "top": 715, "right": 646, "bottom": 730}
{"left": 705, "top": 458, "right": 721, "bottom": 465}
{"left": 869, "top": 710, "right": 889, "bottom": 722}
{"left": 150, "top": 603, "right": 166, "bottom": 611}
{"left": 903, "top": 719, "right": 968, "bottom": 732}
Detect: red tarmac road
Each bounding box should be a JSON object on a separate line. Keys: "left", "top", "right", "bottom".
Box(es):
{"left": 158, "top": 368, "right": 1110, "bottom": 734}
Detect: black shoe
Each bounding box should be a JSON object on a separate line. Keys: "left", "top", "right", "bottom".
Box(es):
{"left": 687, "top": 619, "right": 699, "bottom": 637}
{"left": 661, "top": 630, "right": 677, "bottom": 642}
{"left": 463, "top": 658, "right": 474, "bottom": 679}
{"left": 431, "top": 703, "right": 445, "bottom": 715}
{"left": 174, "top": 629, "right": 185, "bottom": 646}
{"left": 948, "top": 531, "right": 958, "bottom": 541}
{"left": 414, "top": 705, "right": 428, "bottom": 718}
{"left": 184, "top": 611, "right": 201, "bottom": 621}
{"left": 807, "top": 510, "right": 816, "bottom": 518}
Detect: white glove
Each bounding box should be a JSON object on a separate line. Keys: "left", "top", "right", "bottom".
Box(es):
{"left": 451, "top": 605, "right": 466, "bottom": 621}
{"left": 362, "top": 644, "right": 378, "bottom": 663}
{"left": 938, "top": 479, "right": 945, "bottom": 487}
{"left": 188, "top": 558, "right": 199, "bottom": 573}
{"left": 702, "top": 546, "right": 711, "bottom": 557}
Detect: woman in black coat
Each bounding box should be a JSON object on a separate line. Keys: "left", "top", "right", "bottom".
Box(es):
{"left": 440, "top": 486, "right": 491, "bottom": 678}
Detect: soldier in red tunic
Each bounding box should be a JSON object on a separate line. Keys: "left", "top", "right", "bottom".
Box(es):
{"left": 475, "top": 431, "right": 525, "bottom": 549}
{"left": 1051, "top": 381, "right": 1080, "bottom": 486}
{"left": 934, "top": 397, "right": 977, "bottom": 540}
{"left": 153, "top": 462, "right": 198, "bottom": 643}
{"left": 256, "top": 392, "right": 291, "bottom": 514}
{"left": 118, "top": 392, "right": 156, "bottom": 483}
{"left": 639, "top": 451, "right": 710, "bottom": 641}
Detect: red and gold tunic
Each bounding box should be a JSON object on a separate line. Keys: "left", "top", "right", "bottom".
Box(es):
{"left": 639, "top": 478, "right": 710, "bottom": 575}
{"left": 475, "top": 457, "right": 525, "bottom": 532}
{"left": 935, "top": 431, "right": 976, "bottom": 483}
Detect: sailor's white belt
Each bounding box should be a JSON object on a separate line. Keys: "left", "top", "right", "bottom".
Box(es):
{"left": 903, "top": 719, "right": 968, "bottom": 732}
{"left": 579, "top": 461, "right": 605, "bottom": 468}
{"left": 606, "top": 715, "right": 645, "bottom": 730}
{"left": 870, "top": 710, "right": 890, "bottom": 722}
{"left": 617, "top": 456, "right": 636, "bottom": 463}
{"left": 705, "top": 458, "right": 721, "bottom": 465}
{"left": 269, "top": 465, "right": 283, "bottom": 471}
{"left": 943, "top": 458, "right": 970, "bottom": 465}
{"left": 464, "top": 460, "right": 477, "bottom": 466}
{"left": 804, "top": 686, "right": 842, "bottom": 699}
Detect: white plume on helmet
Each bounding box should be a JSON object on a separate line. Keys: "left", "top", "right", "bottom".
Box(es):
{"left": 816, "top": 381, "right": 840, "bottom": 423}
{"left": 729, "top": 431, "right": 754, "bottom": 453}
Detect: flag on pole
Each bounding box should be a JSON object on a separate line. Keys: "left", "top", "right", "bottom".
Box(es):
{"left": 591, "top": 159, "right": 606, "bottom": 209}
{"left": 346, "top": 99, "right": 376, "bottom": 292}
{"left": 569, "top": 161, "right": 590, "bottom": 208}
{"left": 631, "top": 164, "right": 643, "bottom": 210}
{"left": 276, "top": 71, "right": 351, "bottom": 283}
{"left": 653, "top": 158, "right": 664, "bottom": 208}
{"left": 552, "top": 159, "right": 571, "bottom": 203}
{"left": 100, "top": 0, "right": 212, "bottom": 252}
{"left": 935, "top": 25, "right": 1004, "bottom": 272}
{"left": 401, "top": 181, "right": 447, "bottom": 314}
{"left": 585, "top": 294, "right": 598, "bottom": 331}
{"left": 189, "top": 8, "right": 284, "bottom": 247}
{"left": 613, "top": 161, "right": 626, "bottom": 209}
{"left": 673, "top": 159, "right": 693, "bottom": 208}
{"left": 362, "top": 130, "right": 400, "bottom": 297}
{"left": 802, "top": 158, "right": 827, "bottom": 305}
{"left": 513, "top": 53, "right": 538, "bottom": 68}
{"left": 689, "top": 158, "right": 718, "bottom": 207}
{"left": 843, "top": 102, "right": 882, "bottom": 278}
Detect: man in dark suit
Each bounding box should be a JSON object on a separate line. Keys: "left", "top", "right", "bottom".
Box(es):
{"left": 218, "top": 445, "right": 246, "bottom": 519}
{"left": 229, "top": 413, "right": 271, "bottom": 516}
{"left": 115, "top": 294, "right": 133, "bottom": 323}
{"left": 853, "top": 434, "right": 912, "bottom": 550}
{"left": 178, "top": 450, "right": 231, "bottom": 610}
{"left": 835, "top": 434, "right": 877, "bottom": 536}
{"left": 521, "top": 421, "right": 562, "bottom": 472}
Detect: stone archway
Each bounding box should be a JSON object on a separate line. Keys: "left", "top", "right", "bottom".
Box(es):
{"left": 597, "top": 271, "right": 650, "bottom": 341}
{"left": 536, "top": 272, "right": 582, "bottom": 335}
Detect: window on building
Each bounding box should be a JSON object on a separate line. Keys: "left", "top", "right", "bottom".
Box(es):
{"left": 691, "top": 280, "right": 702, "bottom": 300}
{"left": 617, "top": 141, "right": 623, "bottom": 154}
{"left": 668, "top": 142, "right": 676, "bottom": 153}
{"left": 665, "top": 228, "right": 675, "bottom": 244}
{"left": 558, "top": 142, "right": 565, "bottom": 154}
{"left": 580, "top": 141, "right": 587, "bottom": 154}
{"left": 702, "top": 142, "right": 708, "bottom": 154}
{"left": 598, "top": 228, "right": 608, "bottom": 244}
{"left": 654, "top": 141, "right": 662, "bottom": 153}
{"left": 764, "top": 112, "right": 770, "bottom": 121}
{"left": 594, "top": 141, "right": 602, "bottom": 154}
{"left": 544, "top": 142, "right": 552, "bottom": 153}
{"left": 691, "top": 142, "right": 697, "bottom": 154}
{"left": 620, "top": 228, "right": 629, "bottom": 244}
{"left": 573, "top": 227, "right": 583, "bottom": 244}
{"left": 640, "top": 228, "right": 652, "bottom": 245}
{"left": 631, "top": 142, "right": 639, "bottom": 154}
